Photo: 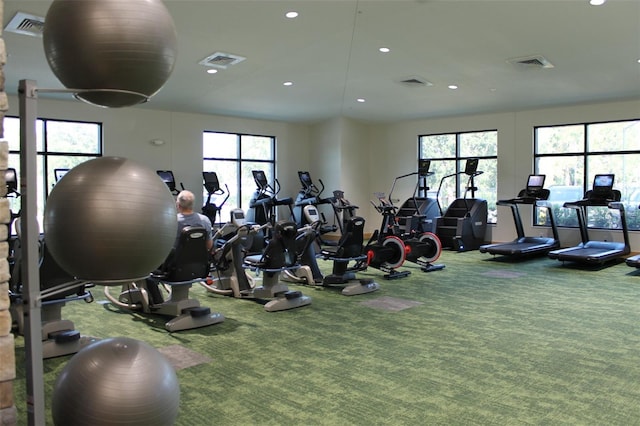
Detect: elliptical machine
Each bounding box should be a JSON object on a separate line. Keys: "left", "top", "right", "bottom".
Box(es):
{"left": 246, "top": 170, "right": 295, "bottom": 227}
{"left": 156, "top": 170, "right": 183, "bottom": 196}
{"left": 293, "top": 171, "right": 337, "bottom": 245}
{"left": 435, "top": 158, "right": 488, "bottom": 252}
{"left": 329, "top": 190, "right": 360, "bottom": 236}
{"left": 202, "top": 171, "right": 230, "bottom": 227}
{"left": 245, "top": 170, "right": 295, "bottom": 252}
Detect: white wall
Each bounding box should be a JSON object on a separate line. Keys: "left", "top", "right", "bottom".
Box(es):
{"left": 6, "top": 95, "right": 311, "bottom": 210}
{"left": 366, "top": 99, "right": 640, "bottom": 248}
{"left": 7, "top": 94, "right": 640, "bottom": 249}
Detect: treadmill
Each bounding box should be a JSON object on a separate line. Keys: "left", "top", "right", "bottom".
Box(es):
{"left": 548, "top": 174, "right": 630, "bottom": 266}
{"left": 480, "top": 174, "right": 560, "bottom": 257}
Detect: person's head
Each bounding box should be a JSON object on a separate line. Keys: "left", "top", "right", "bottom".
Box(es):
{"left": 176, "top": 190, "right": 195, "bottom": 213}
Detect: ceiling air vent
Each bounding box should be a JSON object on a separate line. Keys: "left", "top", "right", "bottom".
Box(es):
{"left": 198, "top": 52, "right": 246, "bottom": 69}
{"left": 507, "top": 55, "right": 554, "bottom": 69}
{"left": 398, "top": 76, "right": 433, "bottom": 88}
{"left": 4, "top": 12, "right": 45, "bottom": 37}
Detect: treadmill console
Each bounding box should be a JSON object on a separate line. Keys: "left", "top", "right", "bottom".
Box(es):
{"left": 591, "top": 174, "right": 615, "bottom": 200}
{"left": 525, "top": 174, "right": 545, "bottom": 198}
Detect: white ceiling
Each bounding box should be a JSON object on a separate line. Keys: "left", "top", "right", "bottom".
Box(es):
{"left": 3, "top": 0, "right": 640, "bottom": 124}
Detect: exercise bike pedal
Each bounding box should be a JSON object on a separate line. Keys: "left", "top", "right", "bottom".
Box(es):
{"left": 49, "top": 329, "right": 81, "bottom": 344}
{"left": 183, "top": 306, "right": 212, "bottom": 317}
{"left": 384, "top": 270, "right": 411, "bottom": 280}
{"left": 283, "top": 290, "right": 303, "bottom": 299}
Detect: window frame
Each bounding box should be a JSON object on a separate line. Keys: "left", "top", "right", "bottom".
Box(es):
{"left": 202, "top": 130, "right": 276, "bottom": 219}
{"left": 418, "top": 129, "right": 498, "bottom": 224}
{"left": 533, "top": 118, "right": 640, "bottom": 230}
{"left": 5, "top": 115, "right": 104, "bottom": 230}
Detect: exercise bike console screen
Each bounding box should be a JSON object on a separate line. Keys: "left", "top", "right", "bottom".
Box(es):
{"left": 232, "top": 209, "right": 246, "bottom": 226}
{"left": 156, "top": 170, "right": 176, "bottom": 191}
{"left": 526, "top": 174, "right": 545, "bottom": 197}
{"left": 592, "top": 174, "right": 614, "bottom": 198}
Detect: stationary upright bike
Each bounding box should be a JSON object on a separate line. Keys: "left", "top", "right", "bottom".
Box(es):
{"left": 355, "top": 194, "right": 411, "bottom": 279}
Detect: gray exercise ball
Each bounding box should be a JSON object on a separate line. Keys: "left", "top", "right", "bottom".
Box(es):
{"left": 52, "top": 337, "right": 180, "bottom": 426}
{"left": 43, "top": 0, "right": 178, "bottom": 108}
{"left": 44, "top": 156, "right": 177, "bottom": 283}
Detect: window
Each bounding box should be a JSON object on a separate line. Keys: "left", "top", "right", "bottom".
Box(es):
{"left": 202, "top": 131, "right": 275, "bottom": 223}
{"left": 534, "top": 119, "right": 640, "bottom": 229}
{"left": 4, "top": 116, "right": 103, "bottom": 231}
{"left": 419, "top": 130, "right": 498, "bottom": 223}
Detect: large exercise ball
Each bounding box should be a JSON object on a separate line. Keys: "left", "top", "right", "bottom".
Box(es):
{"left": 44, "top": 156, "right": 177, "bottom": 283}
{"left": 52, "top": 337, "right": 180, "bottom": 426}
{"left": 42, "top": 0, "right": 178, "bottom": 108}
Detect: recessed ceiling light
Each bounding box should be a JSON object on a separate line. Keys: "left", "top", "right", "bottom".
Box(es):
{"left": 589, "top": 0, "right": 606, "bottom": 5}
{"left": 206, "top": 68, "right": 218, "bottom": 74}
{"left": 448, "top": 85, "right": 458, "bottom": 90}
{"left": 379, "top": 47, "right": 390, "bottom": 53}
{"left": 357, "top": 98, "right": 366, "bottom": 103}
{"left": 285, "top": 11, "right": 299, "bottom": 18}
{"left": 283, "top": 81, "right": 293, "bottom": 86}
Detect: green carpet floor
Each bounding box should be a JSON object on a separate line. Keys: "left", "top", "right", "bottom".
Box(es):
{"left": 12, "top": 250, "right": 640, "bottom": 425}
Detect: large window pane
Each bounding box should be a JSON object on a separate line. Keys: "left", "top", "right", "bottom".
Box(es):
{"left": 536, "top": 155, "right": 584, "bottom": 228}
{"left": 202, "top": 160, "right": 238, "bottom": 224}
{"left": 465, "top": 158, "right": 497, "bottom": 223}
{"left": 6, "top": 117, "right": 102, "bottom": 234}
{"left": 419, "top": 134, "right": 456, "bottom": 158}
{"left": 588, "top": 120, "right": 640, "bottom": 152}
{"left": 460, "top": 131, "right": 497, "bottom": 157}
{"left": 4, "top": 117, "right": 44, "bottom": 151}
{"left": 241, "top": 135, "right": 273, "bottom": 160}
{"left": 203, "top": 131, "right": 275, "bottom": 224}
{"left": 420, "top": 130, "right": 497, "bottom": 224}
{"left": 535, "top": 124, "right": 584, "bottom": 154}
{"left": 203, "top": 132, "right": 238, "bottom": 159}
{"left": 46, "top": 121, "right": 101, "bottom": 153}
